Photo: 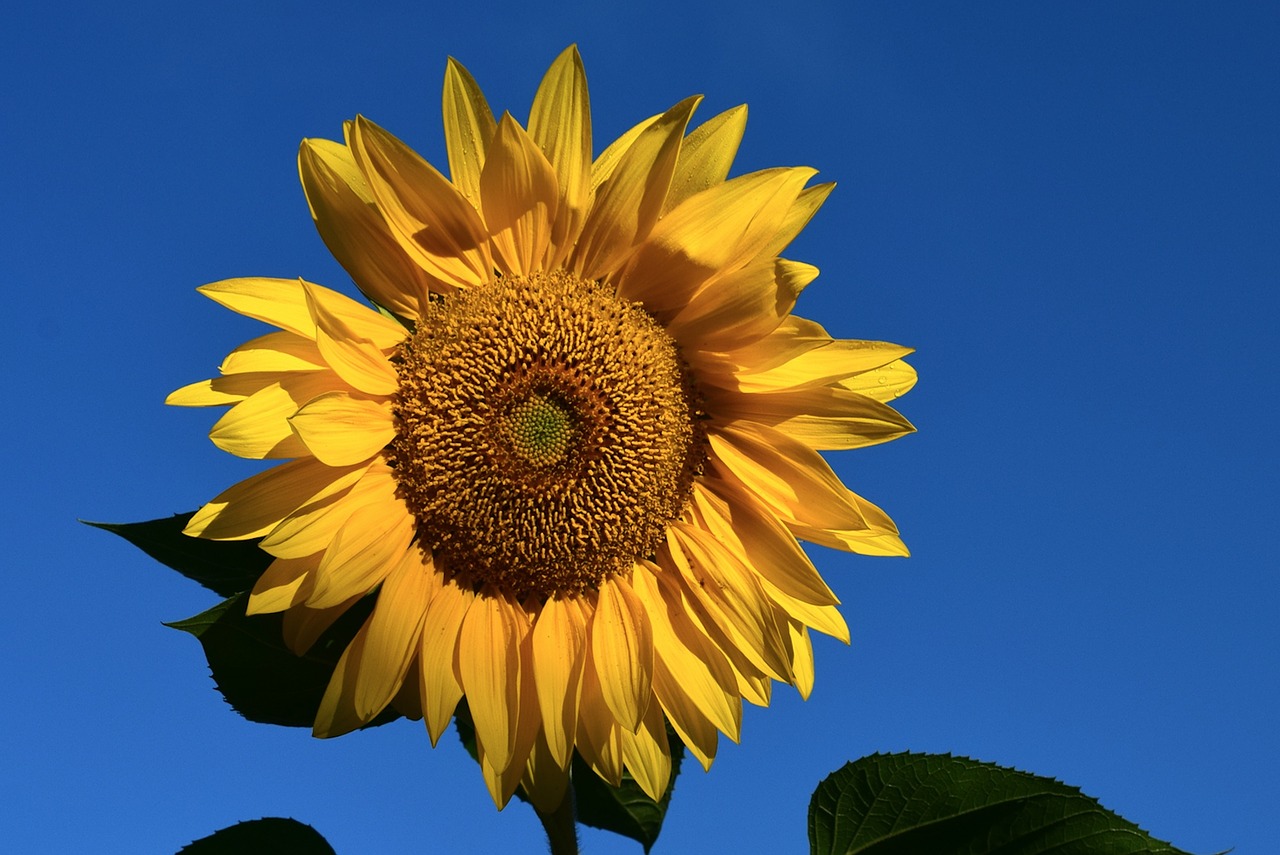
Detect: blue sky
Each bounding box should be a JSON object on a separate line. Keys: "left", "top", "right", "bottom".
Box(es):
{"left": 3, "top": 1, "right": 1276, "bottom": 852}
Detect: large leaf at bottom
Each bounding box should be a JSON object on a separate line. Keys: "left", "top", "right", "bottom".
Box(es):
{"left": 809, "top": 752, "right": 1198, "bottom": 855}
{"left": 167, "top": 592, "right": 397, "bottom": 729}
{"left": 178, "top": 817, "right": 335, "bottom": 854}
{"left": 86, "top": 512, "right": 271, "bottom": 597}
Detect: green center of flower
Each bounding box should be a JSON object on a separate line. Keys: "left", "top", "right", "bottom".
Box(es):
{"left": 388, "top": 271, "right": 705, "bottom": 599}
{"left": 502, "top": 393, "right": 574, "bottom": 466}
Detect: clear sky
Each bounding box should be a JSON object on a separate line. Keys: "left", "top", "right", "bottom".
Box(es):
{"left": 3, "top": 1, "right": 1276, "bottom": 852}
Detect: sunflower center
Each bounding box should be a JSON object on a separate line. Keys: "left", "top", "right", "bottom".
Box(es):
{"left": 503, "top": 392, "right": 574, "bottom": 467}
{"left": 388, "top": 270, "right": 704, "bottom": 599}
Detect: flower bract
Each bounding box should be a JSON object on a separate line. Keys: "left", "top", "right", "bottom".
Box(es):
{"left": 170, "top": 45, "right": 916, "bottom": 809}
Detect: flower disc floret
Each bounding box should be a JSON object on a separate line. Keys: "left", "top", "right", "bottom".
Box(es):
{"left": 389, "top": 270, "right": 704, "bottom": 598}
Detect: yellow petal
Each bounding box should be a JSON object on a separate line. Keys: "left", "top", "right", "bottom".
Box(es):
{"left": 301, "top": 280, "right": 404, "bottom": 395}
{"left": 312, "top": 618, "right": 372, "bottom": 738}
{"left": 721, "top": 336, "right": 915, "bottom": 393}
{"left": 633, "top": 565, "right": 740, "bottom": 740}
{"left": 528, "top": 45, "right": 593, "bottom": 267}
{"left": 209, "top": 373, "right": 348, "bottom": 460}
{"left": 288, "top": 391, "right": 395, "bottom": 466}
{"left": 760, "top": 583, "right": 850, "bottom": 644}
{"left": 299, "top": 138, "right": 443, "bottom": 319}
{"left": 259, "top": 460, "right": 383, "bottom": 559}
{"left": 838, "top": 357, "right": 918, "bottom": 403}
{"left": 711, "top": 384, "right": 915, "bottom": 451}
{"left": 571, "top": 96, "right": 700, "bottom": 281}
{"left": 442, "top": 57, "right": 496, "bottom": 208}
{"left": 666, "top": 258, "right": 817, "bottom": 352}
{"left": 419, "top": 580, "right": 472, "bottom": 744}
{"left": 789, "top": 490, "right": 910, "bottom": 558}
{"left": 667, "top": 523, "right": 793, "bottom": 682}
{"left": 653, "top": 677, "right": 719, "bottom": 771}
{"left": 307, "top": 495, "right": 415, "bottom": 608}
{"left": 591, "top": 113, "right": 660, "bottom": 189}
{"left": 351, "top": 116, "right": 493, "bottom": 289}
{"left": 693, "top": 480, "right": 838, "bottom": 607}
{"left": 617, "top": 167, "right": 816, "bottom": 316}
{"left": 480, "top": 114, "right": 559, "bottom": 276}
{"left": 687, "top": 314, "right": 832, "bottom": 381}
{"left": 708, "top": 422, "right": 869, "bottom": 533}
{"left": 618, "top": 698, "right": 671, "bottom": 802}
{"left": 478, "top": 619, "right": 540, "bottom": 809}
{"left": 220, "top": 331, "right": 325, "bottom": 375}
{"left": 520, "top": 730, "right": 571, "bottom": 814}
{"left": 761, "top": 181, "right": 835, "bottom": 259}
{"left": 590, "top": 574, "right": 653, "bottom": 732}
{"left": 789, "top": 622, "right": 815, "bottom": 701}
{"left": 197, "top": 278, "right": 317, "bottom": 338}
{"left": 663, "top": 104, "right": 747, "bottom": 214}
{"left": 457, "top": 591, "right": 524, "bottom": 773}
{"left": 185, "top": 457, "right": 367, "bottom": 540}
{"left": 348, "top": 546, "right": 433, "bottom": 722}
{"left": 531, "top": 595, "right": 587, "bottom": 767}
{"left": 574, "top": 637, "right": 624, "bottom": 787}
{"left": 166, "top": 378, "right": 244, "bottom": 408}
{"left": 247, "top": 553, "right": 320, "bottom": 615}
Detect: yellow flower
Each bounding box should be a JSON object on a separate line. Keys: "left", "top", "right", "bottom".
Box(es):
{"left": 169, "top": 46, "right": 915, "bottom": 810}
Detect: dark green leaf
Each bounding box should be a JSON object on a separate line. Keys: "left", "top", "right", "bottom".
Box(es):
{"left": 570, "top": 745, "right": 683, "bottom": 853}
{"left": 454, "top": 704, "right": 684, "bottom": 851}
{"left": 809, "top": 752, "right": 1200, "bottom": 855}
{"left": 168, "top": 592, "right": 398, "bottom": 729}
{"left": 177, "top": 817, "right": 336, "bottom": 854}
{"left": 85, "top": 513, "right": 271, "bottom": 597}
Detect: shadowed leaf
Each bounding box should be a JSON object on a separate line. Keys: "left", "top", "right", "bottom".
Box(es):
{"left": 168, "top": 592, "right": 397, "bottom": 729}
{"left": 86, "top": 513, "right": 272, "bottom": 597}
{"left": 570, "top": 746, "right": 684, "bottom": 853}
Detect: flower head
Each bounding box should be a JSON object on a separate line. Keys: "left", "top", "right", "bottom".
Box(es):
{"left": 170, "top": 46, "right": 915, "bottom": 809}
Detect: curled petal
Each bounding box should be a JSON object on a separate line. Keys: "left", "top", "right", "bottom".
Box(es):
{"left": 351, "top": 116, "right": 494, "bottom": 289}
{"left": 299, "top": 137, "right": 443, "bottom": 319}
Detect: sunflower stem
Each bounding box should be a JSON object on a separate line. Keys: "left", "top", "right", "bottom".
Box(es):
{"left": 535, "top": 786, "right": 579, "bottom": 855}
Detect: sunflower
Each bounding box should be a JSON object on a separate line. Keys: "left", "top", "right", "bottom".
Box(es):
{"left": 169, "top": 46, "right": 915, "bottom": 810}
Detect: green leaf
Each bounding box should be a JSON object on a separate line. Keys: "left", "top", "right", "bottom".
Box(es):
{"left": 453, "top": 704, "right": 684, "bottom": 852}
{"left": 808, "top": 752, "right": 1200, "bottom": 855}
{"left": 168, "top": 592, "right": 398, "bottom": 729}
{"left": 85, "top": 513, "right": 271, "bottom": 597}
{"left": 177, "top": 817, "right": 336, "bottom": 854}
{"left": 570, "top": 746, "right": 684, "bottom": 853}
